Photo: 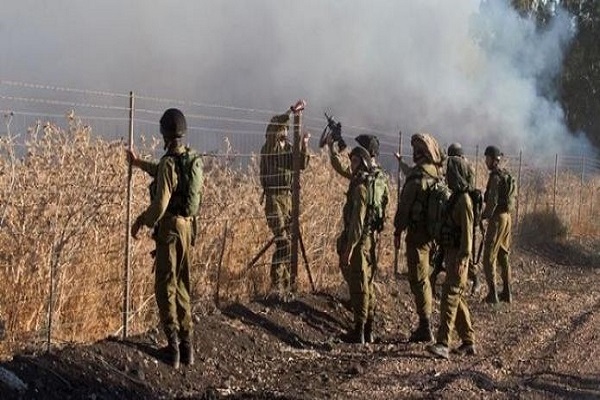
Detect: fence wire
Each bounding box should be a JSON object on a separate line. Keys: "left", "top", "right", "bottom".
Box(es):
{"left": 0, "top": 81, "right": 598, "bottom": 357}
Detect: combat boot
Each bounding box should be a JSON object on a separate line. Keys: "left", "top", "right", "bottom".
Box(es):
{"left": 364, "top": 317, "right": 374, "bottom": 344}
{"left": 484, "top": 286, "right": 499, "bottom": 304}
{"left": 408, "top": 318, "right": 433, "bottom": 343}
{"left": 160, "top": 334, "right": 180, "bottom": 369}
{"left": 180, "top": 333, "right": 195, "bottom": 366}
{"left": 352, "top": 321, "right": 365, "bottom": 345}
{"left": 499, "top": 283, "right": 512, "bottom": 303}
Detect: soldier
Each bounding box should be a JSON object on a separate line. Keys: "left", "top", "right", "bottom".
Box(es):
{"left": 338, "top": 145, "right": 378, "bottom": 344}
{"left": 328, "top": 133, "right": 381, "bottom": 178}
{"left": 129, "top": 108, "right": 201, "bottom": 369}
{"left": 260, "top": 103, "right": 309, "bottom": 300}
{"left": 393, "top": 133, "right": 444, "bottom": 343}
{"left": 329, "top": 135, "right": 389, "bottom": 298}
{"left": 430, "top": 143, "right": 481, "bottom": 295}
{"left": 481, "top": 145, "right": 514, "bottom": 304}
{"left": 427, "top": 156, "right": 476, "bottom": 359}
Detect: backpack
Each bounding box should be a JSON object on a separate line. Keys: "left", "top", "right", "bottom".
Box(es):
{"left": 493, "top": 169, "right": 517, "bottom": 212}
{"left": 439, "top": 188, "right": 482, "bottom": 248}
{"left": 166, "top": 149, "right": 204, "bottom": 217}
{"left": 364, "top": 168, "right": 389, "bottom": 233}
{"left": 423, "top": 177, "right": 452, "bottom": 242}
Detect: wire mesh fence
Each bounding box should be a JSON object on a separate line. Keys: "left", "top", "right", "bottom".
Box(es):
{"left": 0, "top": 80, "right": 598, "bottom": 357}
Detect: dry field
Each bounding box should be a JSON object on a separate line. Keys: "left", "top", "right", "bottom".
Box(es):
{"left": 0, "top": 117, "right": 599, "bottom": 399}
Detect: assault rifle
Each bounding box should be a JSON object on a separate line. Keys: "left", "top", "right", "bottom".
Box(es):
{"left": 319, "top": 112, "right": 346, "bottom": 150}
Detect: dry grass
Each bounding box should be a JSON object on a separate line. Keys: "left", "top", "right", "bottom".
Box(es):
{"left": 0, "top": 116, "right": 597, "bottom": 357}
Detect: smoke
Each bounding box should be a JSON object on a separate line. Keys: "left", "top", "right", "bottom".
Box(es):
{"left": 0, "top": 0, "right": 592, "bottom": 158}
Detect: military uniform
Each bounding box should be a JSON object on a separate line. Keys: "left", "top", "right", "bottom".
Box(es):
{"left": 482, "top": 168, "right": 512, "bottom": 303}
{"left": 394, "top": 162, "right": 440, "bottom": 341}
{"left": 427, "top": 156, "right": 476, "bottom": 359}
{"left": 260, "top": 113, "right": 308, "bottom": 294}
{"left": 131, "top": 108, "right": 200, "bottom": 368}
{"left": 135, "top": 146, "right": 196, "bottom": 341}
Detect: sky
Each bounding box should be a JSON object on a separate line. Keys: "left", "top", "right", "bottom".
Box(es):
{"left": 0, "top": 0, "right": 593, "bottom": 159}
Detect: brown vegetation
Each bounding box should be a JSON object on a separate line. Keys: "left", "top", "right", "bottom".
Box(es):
{"left": 0, "top": 116, "right": 598, "bottom": 358}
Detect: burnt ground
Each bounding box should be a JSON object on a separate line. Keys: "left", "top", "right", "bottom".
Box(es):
{"left": 1, "top": 239, "right": 600, "bottom": 400}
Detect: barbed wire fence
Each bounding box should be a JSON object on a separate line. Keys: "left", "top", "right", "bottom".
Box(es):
{"left": 0, "top": 80, "right": 598, "bottom": 357}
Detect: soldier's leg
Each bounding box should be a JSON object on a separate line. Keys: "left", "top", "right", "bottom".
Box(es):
{"left": 155, "top": 230, "right": 181, "bottom": 368}
{"left": 498, "top": 248, "right": 512, "bottom": 303}
{"left": 266, "top": 194, "right": 286, "bottom": 293}
{"left": 175, "top": 218, "right": 194, "bottom": 365}
{"left": 347, "top": 243, "right": 370, "bottom": 344}
{"left": 483, "top": 218, "right": 501, "bottom": 303}
{"left": 406, "top": 239, "right": 433, "bottom": 342}
{"left": 455, "top": 298, "right": 475, "bottom": 348}
{"left": 365, "top": 240, "right": 376, "bottom": 343}
{"left": 435, "top": 251, "right": 468, "bottom": 347}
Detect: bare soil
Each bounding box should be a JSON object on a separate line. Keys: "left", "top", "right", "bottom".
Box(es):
{"left": 1, "top": 239, "right": 599, "bottom": 400}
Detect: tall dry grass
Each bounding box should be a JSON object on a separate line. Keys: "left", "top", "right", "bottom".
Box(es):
{"left": 0, "top": 116, "right": 597, "bottom": 357}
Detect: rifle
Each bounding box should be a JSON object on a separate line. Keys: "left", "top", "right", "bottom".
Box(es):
{"left": 319, "top": 112, "right": 346, "bottom": 150}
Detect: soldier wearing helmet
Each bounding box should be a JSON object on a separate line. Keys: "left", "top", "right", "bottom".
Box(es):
{"left": 337, "top": 145, "right": 379, "bottom": 344}
{"left": 128, "top": 108, "right": 201, "bottom": 369}
{"left": 481, "top": 145, "right": 514, "bottom": 304}
{"left": 393, "top": 133, "right": 444, "bottom": 343}
{"left": 427, "top": 155, "right": 477, "bottom": 359}
{"left": 260, "top": 103, "right": 309, "bottom": 301}
{"left": 429, "top": 142, "right": 481, "bottom": 296}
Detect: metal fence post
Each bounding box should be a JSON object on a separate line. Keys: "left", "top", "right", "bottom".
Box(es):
{"left": 553, "top": 154, "right": 558, "bottom": 214}
{"left": 578, "top": 154, "right": 585, "bottom": 224}
{"left": 123, "top": 91, "right": 134, "bottom": 339}
{"left": 290, "top": 109, "right": 302, "bottom": 289}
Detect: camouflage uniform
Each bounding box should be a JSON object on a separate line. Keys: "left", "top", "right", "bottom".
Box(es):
{"left": 260, "top": 113, "right": 308, "bottom": 293}
{"left": 482, "top": 168, "right": 512, "bottom": 303}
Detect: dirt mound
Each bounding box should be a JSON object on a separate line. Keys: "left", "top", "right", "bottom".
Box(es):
{"left": 1, "top": 244, "right": 600, "bottom": 399}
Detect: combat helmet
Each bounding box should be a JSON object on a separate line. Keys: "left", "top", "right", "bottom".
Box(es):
{"left": 447, "top": 142, "right": 463, "bottom": 157}
{"left": 484, "top": 145, "right": 502, "bottom": 159}
{"left": 160, "top": 108, "right": 187, "bottom": 139}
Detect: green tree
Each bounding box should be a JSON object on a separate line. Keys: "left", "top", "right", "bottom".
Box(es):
{"left": 560, "top": 0, "right": 600, "bottom": 147}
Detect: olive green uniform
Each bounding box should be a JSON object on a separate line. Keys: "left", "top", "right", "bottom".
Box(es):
{"left": 339, "top": 173, "right": 375, "bottom": 325}
{"left": 134, "top": 144, "right": 199, "bottom": 343}
{"left": 436, "top": 192, "right": 475, "bottom": 347}
{"left": 260, "top": 115, "right": 308, "bottom": 292}
{"left": 394, "top": 163, "right": 440, "bottom": 321}
{"left": 482, "top": 169, "right": 512, "bottom": 295}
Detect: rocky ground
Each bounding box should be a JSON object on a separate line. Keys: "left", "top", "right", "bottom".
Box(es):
{"left": 1, "top": 238, "right": 599, "bottom": 400}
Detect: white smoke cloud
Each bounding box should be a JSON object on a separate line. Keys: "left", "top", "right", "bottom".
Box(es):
{"left": 0, "top": 0, "right": 592, "bottom": 158}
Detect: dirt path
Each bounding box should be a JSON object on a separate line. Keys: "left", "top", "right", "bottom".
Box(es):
{"left": 1, "top": 242, "right": 599, "bottom": 399}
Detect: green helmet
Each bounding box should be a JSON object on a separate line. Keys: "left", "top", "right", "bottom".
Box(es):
{"left": 484, "top": 145, "right": 502, "bottom": 159}
{"left": 160, "top": 108, "right": 187, "bottom": 139}
{"left": 447, "top": 142, "right": 463, "bottom": 157}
